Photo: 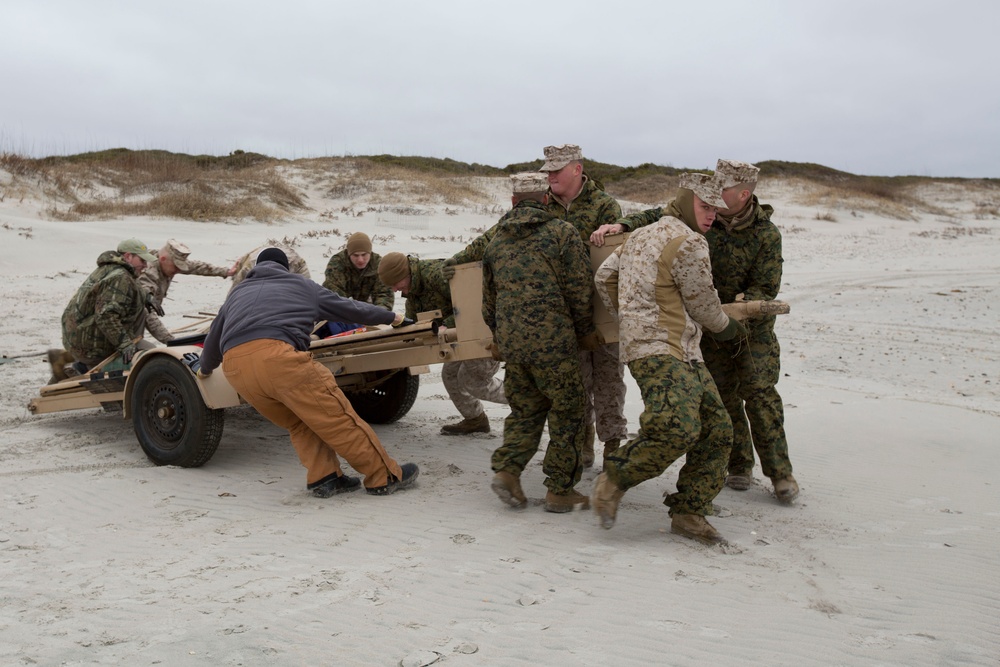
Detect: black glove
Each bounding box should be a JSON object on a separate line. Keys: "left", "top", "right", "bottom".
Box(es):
{"left": 145, "top": 293, "right": 165, "bottom": 317}
{"left": 119, "top": 343, "right": 138, "bottom": 364}
{"left": 441, "top": 257, "right": 458, "bottom": 281}
{"left": 181, "top": 352, "right": 202, "bottom": 374}
{"left": 392, "top": 317, "right": 416, "bottom": 328}
{"left": 707, "top": 316, "right": 748, "bottom": 342}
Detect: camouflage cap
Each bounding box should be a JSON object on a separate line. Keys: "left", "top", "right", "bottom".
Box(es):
{"left": 377, "top": 252, "right": 410, "bottom": 287}
{"left": 539, "top": 144, "right": 583, "bottom": 172}
{"left": 164, "top": 239, "right": 191, "bottom": 271}
{"left": 346, "top": 232, "right": 372, "bottom": 255}
{"left": 510, "top": 172, "right": 549, "bottom": 194}
{"left": 117, "top": 238, "right": 157, "bottom": 263}
{"left": 715, "top": 159, "right": 760, "bottom": 189}
{"left": 678, "top": 173, "right": 727, "bottom": 208}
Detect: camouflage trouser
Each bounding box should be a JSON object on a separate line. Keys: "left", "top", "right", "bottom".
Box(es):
{"left": 701, "top": 327, "right": 792, "bottom": 480}
{"left": 579, "top": 342, "right": 629, "bottom": 442}
{"left": 491, "top": 355, "right": 586, "bottom": 493}
{"left": 442, "top": 359, "right": 508, "bottom": 418}
{"left": 604, "top": 355, "right": 732, "bottom": 517}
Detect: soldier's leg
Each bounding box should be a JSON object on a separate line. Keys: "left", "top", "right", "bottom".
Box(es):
{"left": 665, "top": 366, "right": 732, "bottom": 516}
{"left": 491, "top": 362, "right": 548, "bottom": 475}
{"left": 537, "top": 356, "right": 587, "bottom": 493}
{"left": 703, "top": 338, "right": 754, "bottom": 476}
{"left": 458, "top": 358, "right": 507, "bottom": 406}
{"left": 605, "top": 356, "right": 697, "bottom": 491}
{"left": 442, "top": 361, "right": 481, "bottom": 419}
{"left": 591, "top": 342, "right": 629, "bottom": 443}
{"left": 740, "top": 330, "right": 792, "bottom": 479}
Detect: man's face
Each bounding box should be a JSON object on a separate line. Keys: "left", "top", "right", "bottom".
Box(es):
{"left": 159, "top": 251, "right": 178, "bottom": 277}
{"left": 693, "top": 195, "right": 719, "bottom": 233}
{"left": 392, "top": 276, "right": 411, "bottom": 296}
{"left": 350, "top": 251, "right": 371, "bottom": 270}
{"left": 546, "top": 162, "right": 583, "bottom": 199}
{"left": 124, "top": 253, "right": 148, "bottom": 272}
{"left": 720, "top": 185, "right": 749, "bottom": 215}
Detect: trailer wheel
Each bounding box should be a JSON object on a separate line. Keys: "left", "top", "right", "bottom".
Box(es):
{"left": 347, "top": 371, "right": 419, "bottom": 424}
{"left": 131, "top": 357, "right": 225, "bottom": 467}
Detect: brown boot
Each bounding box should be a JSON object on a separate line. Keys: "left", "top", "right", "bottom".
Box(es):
{"left": 441, "top": 412, "right": 490, "bottom": 435}
{"left": 725, "top": 472, "right": 753, "bottom": 491}
{"left": 602, "top": 439, "right": 621, "bottom": 463}
{"left": 771, "top": 475, "right": 799, "bottom": 504}
{"left": 670, "top": 514, "right": 727, "bottom": 545}
{"left": 581, "top": 423, "right": 596, "bottom": 468}
{"left": 491, "top": 471, "right": 527, "bottom": 509}
{"left": 46, "top": 348, "right": 76, "bottom": 385}
{"left": 591, "top": 473, "right": 625, "bottom": 529}
{"left": 544, "top": 488, "right": 590, "bottom": 513}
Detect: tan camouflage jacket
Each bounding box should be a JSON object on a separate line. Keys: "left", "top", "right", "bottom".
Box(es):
{"left": 595, "top": 217, "right": 730, "bottom": 364}
{"left": 139, "top": 259, "right": 232, "bottom": 343}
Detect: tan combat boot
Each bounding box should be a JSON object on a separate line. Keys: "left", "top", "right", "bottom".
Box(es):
{"left": 491, "top": 471, "right": 527, "bottom": 509}
{"left": 771, "top": 475, "right": 800, "bottom": 504}
{"left": 670, "top": 514, "right": 727, "bottom": 545}
{"left": 544, "top": 488, "right": 590, "bottom": 513}
{"left": 725, "top": 472, "right": 753, "bottom": 491}
{"left": 441, "top": 412, "right": 490, "bottom": 435}
{"left": 46, "top": 348, "right": 76, "bottom": 385}
{"left": 581, "top": 423, "right": 596, "bottom": 468}
{"left": 591, "top": 473, "right": 625, "bottom": 529}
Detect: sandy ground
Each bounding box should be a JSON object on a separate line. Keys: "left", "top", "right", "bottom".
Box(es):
{"left": 1, "top": 172, "right": 998, "bottom": 666}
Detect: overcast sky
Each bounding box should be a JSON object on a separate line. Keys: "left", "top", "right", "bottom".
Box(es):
{"left": 3, "top": 1, "right": 997, "bottom": 177}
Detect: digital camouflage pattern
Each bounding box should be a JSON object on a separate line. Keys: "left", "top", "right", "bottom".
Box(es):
{"left": 61, "top": 251, "right": 148, "bottom": 364}
{"left": 604, "top": 355, "right": 731, "bottom": 516}
{"left": 401, "top": 257, "right": 455, "bottom": 327}
{"left": 442, "top": 358, "right": 507, "bottom": 418}
{"left": 451, "top": 225, "right": 499, "bottom": 265}
{"left": 323, "top": 249, "right": 394, "bottom": 310}
{"left": 701, "top": 196, "right": 792, "bottom": 479}
{"left": 491, "top": 355, "right": 587, "bottom": 494}
{"left": 139, "top": 256, "right": 232, "bottom": 343}
{"left": 545, "top": 176, "right": 623, "bottom": 241}
{"left": 618, "top": 206, "right": 663, "bottom": 232}
{"left": 481, "top": 200, "right": 594, "bottom": 365}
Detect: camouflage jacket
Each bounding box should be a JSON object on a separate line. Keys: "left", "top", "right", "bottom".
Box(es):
{"left": 322, "top": 249, "right": 394, "bottom": 310}
{"left": 61, "top": 251, "right": 148, "bottom": 362}
{"left": 402, "top": 257, "right": 455, "bottom": 328}
{"left": 619, "top": 206, "right": 664, "bottom": 232}
{"left": 451, "top": 224, "right": 499, "bottom": 265}
{"left": 230, "top": 245, "right": 310, "bottom": 291}
{"left": 482, "top": 201, "right": 595, "bottom": 364}
{"left": 139, "top": 258, "right": 232, "bottom": 343}
{"left": 705, "top": 197, "right": 782, "bottom": 332}
{"left": 545, "top": 176, "right": 623, "bottom": 241}
{"left": 595, "top": 217, "right": 729, "bottom": 364}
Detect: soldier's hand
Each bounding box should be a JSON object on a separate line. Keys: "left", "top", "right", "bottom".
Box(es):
{"left": 196, "top": 368, "right": 213, "bottom": 379}
{"left": 578, "top": 330, "right": 606, "bottom": 352}
{"left": 589, "top": 223, "right": 624, "bottom": 247}
{"left": 486, "top": 341, "right": 503, "bottom": 362}
{"left": 391, "top": 312, "right": 415, "bottom": 328}
{"left": 707, "top": 316, "right": 748, "bottom": 342}
{"left": 119, "top": 343, "right": 138, "bottom": 365}
{"left": 181, "top": 352, "right": 202, "bottom": 374}
{"left": 145, "top": 293, "right": 165, "bottom": 317}
{"left": 441, "top": 257, "right": 458, "bottom": 281}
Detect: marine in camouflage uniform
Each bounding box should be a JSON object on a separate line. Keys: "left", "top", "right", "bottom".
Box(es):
{"left": 701, "top": 159, "right": 796, "bottom": 501}
{"left": 378, "top": 253, "right": 506, "bottom": 434}
{"left": 139, "top": 240, "right": 234, "bottom": 343}
{"left": 592, "top": 175, "right": 746, "bottom": 542}
{"left": 230, "top": 244, "right": 310, "bottom": 291}
{"left": 61, "top": 242, "right": 153, "bottom": 368}
{"left": 483, "top": 172, "right": 595, "bottom": 510}
{"left": 540, "top": 144, "right": 628, "bottom": 461}
{"left": 322, "top": 235, "right": 394, "bottom": 310}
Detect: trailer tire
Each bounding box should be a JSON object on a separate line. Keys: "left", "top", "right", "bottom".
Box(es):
{"left": 131, "top": 356, "right": 225, "bottom": 467}
{"left": 347, "top": 371, "right": 419, "bottom": 424}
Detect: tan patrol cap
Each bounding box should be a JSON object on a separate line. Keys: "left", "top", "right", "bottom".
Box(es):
{"left": 715, "top": 159, "right": 760, "bottom": 189}
{"left": 678, "top": 173, "right": 727, "bottom": 208}
{"left": 510, "top": 172, "right": 549, "bottom": 194}
{"left": 164, "top": 239, "right": 191, "bottom": 271}
{"left": 539, "top": 144, "right": 583, "bottom": 172}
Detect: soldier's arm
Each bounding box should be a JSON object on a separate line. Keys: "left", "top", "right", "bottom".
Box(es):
{"left": 372, "top": 279, "right": 395, "bottom": 310}
{"left": 144, "top": 312, "right": 174, "bottom": 344}
{"left": 593, "top": 246, "right": 622, "bottom": 320}
{"left": 674, "top": 237, "right": 730, "bottom": 334}
{"left": 184, "top": 258, "right": 233, "bottom": 278}
{"left": 481, "top": 262, "right": 497, "bottom": 332}
{"left": 744, "top": 225, "right": 783, "bottom": 302}
{"left": 323, "top": 257, "right": 347, "bottom": 294}
{"left": 564, "top": 234, "right": 596, "bottom": 338}
{"left": 94, "top": 274, "right": 141, "bottom": 350}
{"left": 451, "top": 226, "right": 496, "bottom": 265}
{"left": 619, "top": 207, "right": 662, "bottom": 232}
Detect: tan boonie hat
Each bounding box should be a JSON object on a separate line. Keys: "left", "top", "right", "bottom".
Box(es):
{"left": 510, "top": 172, "right": 549, "bottom": 194}
{"left": 117, "top": 238, "right": 157, "bottom": 263}
{"left": 539, "top": 144, "right": 583, "bottom": 172}
{"left": 346, "top": 232, "right": 372, "bottom": 255}
{"left": 377, "top": 252, "right": 410, "bottom": 286}
{"left": 164, "top": 239, "right": 191, "bottom": 271}
{"left": 715, "top": 159, "right": 760, "bottom": 189}
{"left": 678, "top": 173, "right": 727, "bottom": 208}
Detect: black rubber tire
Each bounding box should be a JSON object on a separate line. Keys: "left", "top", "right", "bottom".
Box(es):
{"left": 130, "top": 356, "right": 225, "bottom": 467}
{"left": 347, "top": 371, "right": 419, "bottom": 424}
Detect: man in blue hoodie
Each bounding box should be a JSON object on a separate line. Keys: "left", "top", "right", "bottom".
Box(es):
{"left": 198, "top": 247, "right": 419, "bottom": 498}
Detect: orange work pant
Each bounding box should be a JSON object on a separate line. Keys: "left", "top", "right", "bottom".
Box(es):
{"left": 221, "top": 339, "right": 403, "bottom": 488}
